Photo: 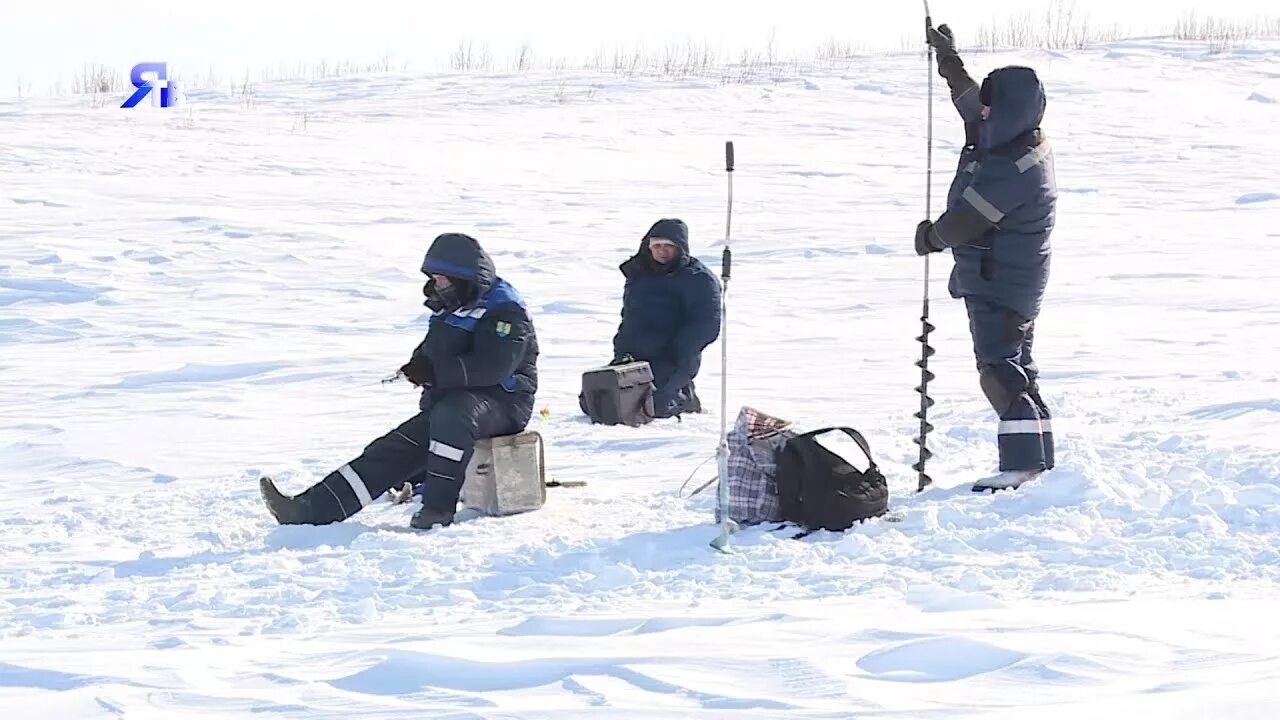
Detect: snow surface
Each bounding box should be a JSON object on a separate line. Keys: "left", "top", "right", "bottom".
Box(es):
{"left": 3, "top": 38, "right": 1280, "bottom": 718}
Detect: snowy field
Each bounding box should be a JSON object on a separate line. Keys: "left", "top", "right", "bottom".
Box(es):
{"left": 3, "top": 37, "right": 1280, "bottom": 718}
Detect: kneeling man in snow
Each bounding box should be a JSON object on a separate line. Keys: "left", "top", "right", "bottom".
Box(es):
{"left": 607, "top": 218, "right": 721, "bottom": 418}
{"left": 260, "top": 232, "right": 539, "bottom": 530}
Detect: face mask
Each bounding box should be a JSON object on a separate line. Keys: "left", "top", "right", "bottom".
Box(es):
{"left": 423, "top": 277, "right": 464, "bottom": 313}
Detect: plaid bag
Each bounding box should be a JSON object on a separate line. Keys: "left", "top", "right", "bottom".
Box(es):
{"left": 715, "top": 406, "right": 796, "bottom": 525}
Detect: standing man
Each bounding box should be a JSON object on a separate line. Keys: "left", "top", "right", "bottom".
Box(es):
{"left": 260, "top": 232, "right": 538, "bottom": 529}
{"left": 915, "top": 24, "right": 1057, "bottom": 490}
{"left": 609, "top": 218, "right": 721, "bottom": 419}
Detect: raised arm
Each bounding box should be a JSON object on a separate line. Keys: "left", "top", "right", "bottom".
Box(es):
{"left": 928, "top": 24, "right": 982, "bottom": 144}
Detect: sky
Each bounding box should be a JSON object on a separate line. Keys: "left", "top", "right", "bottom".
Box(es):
{"left": 0, "top": 0, "right": 1276, "bottom": 94}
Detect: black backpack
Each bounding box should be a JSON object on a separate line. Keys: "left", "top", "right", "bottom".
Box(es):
{"left": 775, "top": 427, "right": 889, "bottom": 532}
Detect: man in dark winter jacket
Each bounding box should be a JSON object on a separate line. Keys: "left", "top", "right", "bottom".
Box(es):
{"left": 259, "top": 232, "right": 539, "bottom": 529}
{"left": 916, "top": 24, "right": 1056, "bottom": 488}
{"left": 609, "top": 218, "right": 721, "bottom": 418}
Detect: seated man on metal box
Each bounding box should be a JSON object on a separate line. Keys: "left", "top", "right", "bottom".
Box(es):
{"left": 259, "top": 232, "right": 539, "bottom": 530}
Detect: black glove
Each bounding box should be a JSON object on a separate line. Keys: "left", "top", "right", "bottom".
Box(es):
{"left": 609, "top": 353, "right": 635, "bottom": 366}
{"left": 927, "top": 24, "right": 964, "bottom": 77}
{"left": 915, "top": 220, "right": 946, "bottom": 256}
{"left": 399, "top": 355, "right": 435, "bottom": 387}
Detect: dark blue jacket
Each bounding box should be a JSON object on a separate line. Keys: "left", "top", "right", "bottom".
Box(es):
{"left": 413, "top": 233, "right": 538, "bottom": 415}
{"left": 612, "top": 219, "right": 721, "bottom": 414}
{"left": 936, "top": 65, "right": 1057, "bottom": 320}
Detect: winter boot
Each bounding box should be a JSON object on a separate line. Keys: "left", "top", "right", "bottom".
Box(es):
{"left": 971, "top": 469, "right": 1043, "bottom": 493}
{"left": 410, "top": 506, "right": 455, "bottom": 530}
{"left": 260, "top": 476, "right": 313, "bottom": 525}
{"left": 685, "top": 383, "right": 703, "bottom": 414}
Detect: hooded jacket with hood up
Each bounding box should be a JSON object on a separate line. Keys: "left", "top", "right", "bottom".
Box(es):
{"left": 612, "top": 219, "right": 721, "bottom": 412}
{"left": 934, "top": 65, "right": 1057, "bottom": 320}
{"left": 412, "top": 233, "right": 538, "bottom": 413}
